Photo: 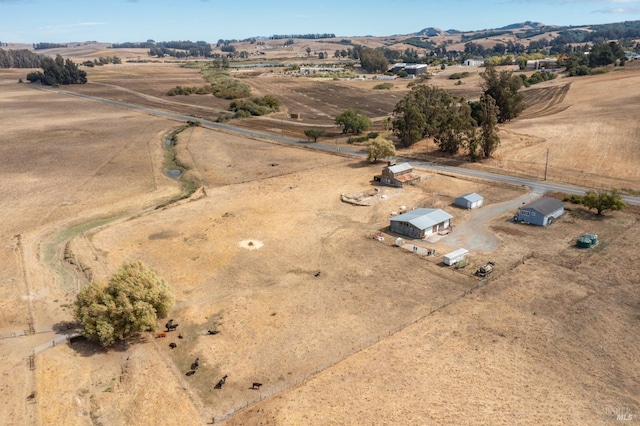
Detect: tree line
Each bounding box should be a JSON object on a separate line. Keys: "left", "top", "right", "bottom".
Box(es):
{"left": 269, "top": 33, "right": 335, "bottom": 40}
{"left": 0, "top": 49, "right": 46, "bottom": 68}
{"left": 390, "top": 67, "right": 524, "bottom": 159}
{"left": 26, "top": 54, "right": 87, "bottom": 85}
{"left": 33, "top": 42, "right": 68, "bottom": 50}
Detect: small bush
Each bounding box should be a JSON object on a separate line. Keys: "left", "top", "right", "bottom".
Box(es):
{"left": 228, "top": 95, "right": 282, "bottom": 117}
{"left": 448, "top": 72, "right": 470, "bottom": 80}
{"left": 167, "top": 85, "right": 215, "bottom": 96}
{"left": 347, "top": 132, "right": 378, "bottom": 144}
{"left": 563, "top": 194, "right": 584, "bottom": 204}
{"left": 373, "top": 82, "right": 393, "bottom": 90}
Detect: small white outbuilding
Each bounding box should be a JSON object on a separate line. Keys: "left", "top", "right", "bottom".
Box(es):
{"left": 454, "top": 193, "right": 484, "bottom": 209}
{"left": 442, "top": 248, "right": 469, "bottom": 266}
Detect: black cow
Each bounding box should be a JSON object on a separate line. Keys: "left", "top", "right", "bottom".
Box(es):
{"left": 165, "top": 319, "right": 179, "bottom": 332}
{"left": 251, "top": 382, "right": 262, "bottom": 390}
{"left": 169, "top": 342, "right": 177, "bottom": 349}
{"left": 191, "top": 357, "right": 200, "bottom": 370}
{"left": 214, "top": 375, "right": 228, "bottom": 389}
{"left": 207, "top": 330, "right": 219, "bottom": 335}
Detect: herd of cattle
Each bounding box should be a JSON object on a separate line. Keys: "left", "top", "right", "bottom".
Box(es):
{"left": 155, "top": 319, "right": 261, "bottom": 392}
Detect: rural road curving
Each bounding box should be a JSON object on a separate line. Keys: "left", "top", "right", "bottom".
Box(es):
{"left": 30, "top": 83, "right": 640, "bottom": 208}
{"left": 443, "top": 189, "right": 545, "bottom": 251}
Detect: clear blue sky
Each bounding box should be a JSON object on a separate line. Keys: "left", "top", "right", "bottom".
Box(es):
{"left": 1, "top": 0, "right": 639, "bottom": 43}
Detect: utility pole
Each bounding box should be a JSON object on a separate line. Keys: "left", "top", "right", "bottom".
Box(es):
{"left": 544, "top": 148, "right": 549, "bottom": 181}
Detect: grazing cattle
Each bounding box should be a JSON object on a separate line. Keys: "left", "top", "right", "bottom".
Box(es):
{"left": 314, "top": 271, "right": 321, "bottom": 277}
{"left": 156, "top": 333, "right": 167, "bottom": 339}
{"left": 191, "top": 358, "right": 200, "bottom": 370}
{"left": 207, "top": 330, "right": 219, "bottom": 335}
{"left": 165, "top": 319, "right": 179, "bottom": 332}
{"left": 214, "top": 375, "right": 228, "bottom": 389}
{"left": 186, "top": 370, "right": 196, "bottom": 376}
{"left": 178, "top": 333, "right": 183, "bottom": 339}
{"left": 169, "top": 342, "right": 177, "bottom": 349}
{"left": 251, "top": 382, "right": 262, "bottom": 390}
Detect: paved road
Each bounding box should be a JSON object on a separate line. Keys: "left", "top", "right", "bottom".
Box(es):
{"left": 32, "top": 84, "right": 640, "bottom": 207}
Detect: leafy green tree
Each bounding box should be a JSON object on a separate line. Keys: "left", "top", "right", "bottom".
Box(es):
{"left": 589, "top": 42, "right": 624, "bottom": 68}
{"left": 580, "top": 189, "right": 626, "bottom": 215}
{"left": 477, "top": 94, "right": 500, "bottom": 159}
{"left": 335, "top": 109, "right": 372, "bottom": 134}
{"left": 481, "top": 67, "right": 525, "bottom": 123}
{"left": 74, "top": 261, "right": 174, "bottom": 347}
{"left": 359, "top": 48, "right": 389, "bottom": 73}
{"left": 392, "top": 95, "right": 426, "bottom": 147}
{"left": 392, "top": 84, "right": 474, "bottom": 153}
{"left": 304, "top": 127, "right": 326, "bottom": 142}
{"left": 367, "top": 135, "right": 396, "bottom": 162}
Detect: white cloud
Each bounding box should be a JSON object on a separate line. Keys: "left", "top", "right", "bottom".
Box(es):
{"left": 592, "top": 6, "right": 640, "bottom": 12}
{"left": 38, "top": 22, "right": 107, "bottom": 35}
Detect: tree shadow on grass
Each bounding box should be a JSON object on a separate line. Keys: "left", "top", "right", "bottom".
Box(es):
{"left": 63, "top": 330, "right": 146, "bottom": 357}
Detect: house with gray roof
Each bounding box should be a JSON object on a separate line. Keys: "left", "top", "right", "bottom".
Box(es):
{"left": 390, "top": 63, "right": 428, "bottom": 75}
{"left": 374, "top": 162, "right": 421, "bottom": 187}
{"left": 390, "top": 208, "right": 453, "bottom": 239}
{"left": 517, "top": 197, "right": 564, "bottom": 226}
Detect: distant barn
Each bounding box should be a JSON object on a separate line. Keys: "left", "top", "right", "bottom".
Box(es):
{"left": 374, "top": 162, "right": 420, "bottom": 187}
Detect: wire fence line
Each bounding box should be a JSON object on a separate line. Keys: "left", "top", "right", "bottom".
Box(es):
{"left": 0, "top": 330, "right": 28, "bottom": 340}
{"left": 33, "top": 333, "right": 80, "bottom": 356}
{"left": 212, "top": 277, "right": 490, "bottom": 424}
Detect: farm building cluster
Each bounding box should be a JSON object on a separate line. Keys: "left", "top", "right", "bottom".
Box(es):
{"left": 370, "top": 163, "right": 567, "bottom": 269}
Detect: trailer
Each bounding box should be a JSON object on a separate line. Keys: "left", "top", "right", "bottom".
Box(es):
{"left": 442, "top": 248, "right": 469, "bottom": 266}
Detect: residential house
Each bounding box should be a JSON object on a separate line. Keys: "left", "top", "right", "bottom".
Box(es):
{"left": 517, "top": 197, "right": 564, "bottom": 226}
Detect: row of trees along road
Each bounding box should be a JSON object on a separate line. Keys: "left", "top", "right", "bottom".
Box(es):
{"left": 392, "top": 67, "right": 523, "bottom": 159}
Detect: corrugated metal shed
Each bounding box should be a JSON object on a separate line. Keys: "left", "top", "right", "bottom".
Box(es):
{"left": 390, "top": 208, "right": 453, "bottom": 231}
{"left": 387, "top": 163, "right": 413, "bottom": 174}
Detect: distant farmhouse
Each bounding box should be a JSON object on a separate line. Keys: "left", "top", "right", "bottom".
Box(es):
{"left": 374, "top": 162, "right": 421, "bottom": 187}
{"left": 517, "top": 197, "right": 564, "bottom": 226}
{"left": 390, "top": 208, "right": 453, "bottom": 239}
{"left": 526, "top": 58, "right": 558, "bottom": 70}
{"left": 390, "top": 63, "right": 428, "bottom": 76}
{"left": 463, "top": 59, "right": 484, "bottom": 67}
{"left": 455, "top": 193, "right": 484, "bottom": 210}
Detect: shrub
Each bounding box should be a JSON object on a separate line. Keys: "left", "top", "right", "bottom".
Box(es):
{"left": 373, "top": 82, "right": 394, "bottom": 90}
{"left": 228, "top": 95, "right": 282, "bottom": 117}
{"left": 448, "top": 72, "right": 470, "bottom": 80}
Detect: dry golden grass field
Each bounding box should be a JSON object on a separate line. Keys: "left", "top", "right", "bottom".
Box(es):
{"left": 0, "top": 53, "right": 639, "bottom": 425}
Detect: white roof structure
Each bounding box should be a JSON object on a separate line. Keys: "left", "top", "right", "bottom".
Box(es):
{"left": 458, "top": 193, "right": 484, "bottom": 202}
{"left": 390, "top": 208, "right": 453, "bottom": 231}
{"left": 387, "top": 163, "right": 413, "bottom": 174}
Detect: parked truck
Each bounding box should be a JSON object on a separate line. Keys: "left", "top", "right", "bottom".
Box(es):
{"left": 475, "top": 261, "right": 495, "bottom": 277}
